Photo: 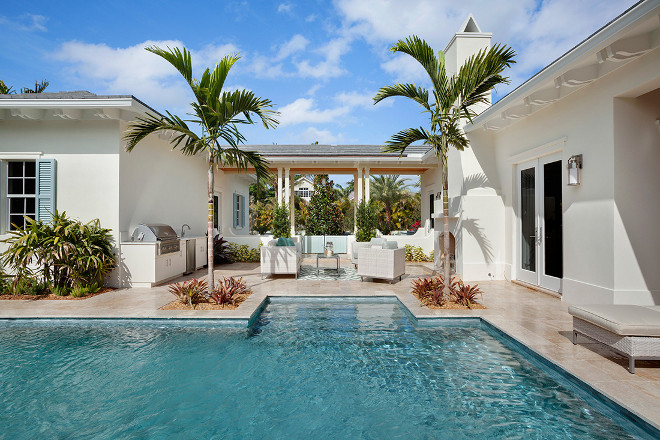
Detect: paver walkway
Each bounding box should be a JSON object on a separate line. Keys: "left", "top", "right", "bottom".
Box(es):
{"left": 1, "top": 256, "right": 658, "bottom": 429}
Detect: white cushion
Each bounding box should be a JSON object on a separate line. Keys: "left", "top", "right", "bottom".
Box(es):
{"left": 569, "top": 305, "right": 660, "bottom": 337}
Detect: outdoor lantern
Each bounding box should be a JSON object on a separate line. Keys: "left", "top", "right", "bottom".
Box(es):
{"left": 567, "top": 154, "right": 583, "bottom": 186}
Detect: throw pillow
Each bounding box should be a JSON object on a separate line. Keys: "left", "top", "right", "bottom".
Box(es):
{"left": 285, "top": 237, "right": 295, "bottom": 246}
{"left": 276, "top": 237, "right": 288, "bottom": 246}
{"left": 383, "top": 240, "right": 398, "bottom": 249}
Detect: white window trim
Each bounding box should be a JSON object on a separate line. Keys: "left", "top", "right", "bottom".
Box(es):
{"left": 5, "top": 160, "right": 37, "bottom": 231}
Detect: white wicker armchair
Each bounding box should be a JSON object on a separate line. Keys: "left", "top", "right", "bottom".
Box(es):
{"left": 260, "top": 238, "right": 302, "bottom": 279}
{"left": 357, "top": 246, "right": 405, "bottom": 283}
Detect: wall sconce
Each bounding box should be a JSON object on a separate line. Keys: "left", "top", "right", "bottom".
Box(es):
{"left": 567, "top": 154, "right": 583, "bottom": 186}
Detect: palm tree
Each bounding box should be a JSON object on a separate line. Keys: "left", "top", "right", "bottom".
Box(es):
{"left": 124, "top": 46, "right": 278, "bottom": 288}
{"left": 370, "top": 175, "right": 409, "bottom": 234}
{"left": 0, "top": 79, "right": 49, "bottom": 94}
{"left": 374, "top": 35, "right": 514, "bottom": 299}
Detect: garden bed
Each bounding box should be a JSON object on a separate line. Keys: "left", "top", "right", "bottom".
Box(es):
{"left": 160, "top": 291, "right": 251, "bottom": 311}
{"left": 0, "top": 287, "right": 115, "bottom": 301}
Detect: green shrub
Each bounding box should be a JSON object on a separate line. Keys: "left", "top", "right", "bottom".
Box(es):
{"left": 271, "top": 203, "right": 291, "bottom": 238}
{"left": 1, "top": 211, "right": 115, "bottom": 291}
{"left": 50, "top": 284, "right": 70, "bottom": 296}
{"left": 11, "top": 277, "right": 47, "bottom": 295}
{"left": 355, "top": 201, "right": 379, "bottom": 242}
{"left": 70, "top": 285, "right": 91, "bottom": 298}
{"left": 226, "top": 242, "right": 261, "bottom": 263}
{"left": 404, "top": 245, "right": 433, "bottom": 262}
{"left": 305, "top": 175, "right": 344, "bottom": 235}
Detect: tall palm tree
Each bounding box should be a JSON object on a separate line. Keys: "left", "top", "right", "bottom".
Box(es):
{"left": 374, "top": 35, "right": 514, "bottom": 299}
{"left": 124, "top": 46, "right": 278, "bottom": 288}
{"left": 370, "top": 175, "right": 409, "bottom": 234}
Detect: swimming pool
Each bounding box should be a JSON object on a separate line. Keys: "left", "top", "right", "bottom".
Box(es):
{"left": 0, "top": 298, "right": 655, "bottom": 439}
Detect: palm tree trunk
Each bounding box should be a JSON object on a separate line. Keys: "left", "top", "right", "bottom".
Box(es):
{"left": 442, "top": 162, "right": 450, "bottom": 301}
{"left": 207, "top": 158, "right": 215, "bottom": 290}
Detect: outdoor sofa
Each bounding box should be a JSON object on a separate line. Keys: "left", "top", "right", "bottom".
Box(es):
{"left": 355, "top": 238, "right": 406, "bottom": 283}
{"left": 260, "top": 237, "right": 302, "bottom": 279}
{"left": 569, "top": 304, "right": 660, "bottom": 373}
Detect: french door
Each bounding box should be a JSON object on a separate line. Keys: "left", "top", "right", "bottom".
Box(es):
{"left": 517, "top": 153, "right": 563, "bottom": 292}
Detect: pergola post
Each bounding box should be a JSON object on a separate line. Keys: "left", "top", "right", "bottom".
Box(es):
{"left": 289, "top": 170, "right": 295, "bottom": 236}
{"left": 357, "top": 167, "right": 363, "bottom": 204}
{"left": 353, "top": 171, "right": 358, "bottom": 233}
{"left": 277, "top": 167, "right": 283, "bottom": 205}
{"left": 364, "top": 167, "right": 370, "bottom": 201}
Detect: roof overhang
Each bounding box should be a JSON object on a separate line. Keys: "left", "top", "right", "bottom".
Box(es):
{"left": 467, "top": 0, "right": 660, "bottom": 133}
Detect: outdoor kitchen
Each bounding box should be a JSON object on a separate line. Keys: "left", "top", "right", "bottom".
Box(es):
{"left": 120, "top": 224, "right": 207, "bottom": 288}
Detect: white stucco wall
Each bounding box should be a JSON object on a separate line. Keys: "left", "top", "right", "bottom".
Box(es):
{"left": 0, "top": 119, "right": 121, "bottom": 250}
{"left": 464, "top": 47, "right": 660, "bottom": 304}
{"left": 213, "top": 170, "right": 252, "bottom": 237}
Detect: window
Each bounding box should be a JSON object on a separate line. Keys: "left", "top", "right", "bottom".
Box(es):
{"left": 233, "top": 193, "right": 245, "bottom": 228}
{"left": 296, "top": 187, "right": 312, "bottom": 198}
{"left": 7, "top": 161, "right": 36, "bottom": 230}
{"left": 2, "top": 159, "right": 55, "bottom": 232}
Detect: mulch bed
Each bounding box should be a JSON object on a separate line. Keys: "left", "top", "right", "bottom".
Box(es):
{"left": 160, "top": 292, "right": 252, "bottom": 311}
{"left": 0, "top": 287, "right": 115, "bottom": 301}
{"left": 411, "top": 291, "right": 486, "bottom": 310}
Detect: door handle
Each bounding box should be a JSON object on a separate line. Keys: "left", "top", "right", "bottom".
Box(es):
{"left": 537, "top": 227, "right": 543, "bottom": 245}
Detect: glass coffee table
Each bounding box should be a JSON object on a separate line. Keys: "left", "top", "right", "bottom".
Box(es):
{"left": 316, "top": 253, "right": 340, "bottom": 275}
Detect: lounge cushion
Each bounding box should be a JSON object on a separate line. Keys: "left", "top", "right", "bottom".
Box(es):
{"left": 382, "top": 240, "right": 398, "bottom": 249}
{"left": 568, "top": 305, "right": 660, "bottom": 337}
{"left": 370, "top": 237, "right": 386, "bottom": 246}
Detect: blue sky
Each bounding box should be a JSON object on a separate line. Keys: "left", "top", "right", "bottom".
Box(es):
{"left": 1, "top": 0, "right": 636, "bottom": 156}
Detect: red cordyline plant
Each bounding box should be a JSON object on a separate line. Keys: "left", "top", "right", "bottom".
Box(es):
{"left": 168, "top": 278, "right": 208, "bottom": 308}
{"left": 411, "top": 275, "right": 459, "bottom": 306}
{"left": 453, "top": 281, "right": 483, "bottom": 309}
{"left": 207, "top": 276, "right": 250, "bottom": 306}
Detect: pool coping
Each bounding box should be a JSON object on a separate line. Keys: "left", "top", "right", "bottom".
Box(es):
{"left": 2, "top": 290, "right": 659, "bottom": 433}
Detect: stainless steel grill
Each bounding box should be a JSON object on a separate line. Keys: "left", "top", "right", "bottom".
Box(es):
{"left": 131, "top": 223, "right": 180, "bottom": 254}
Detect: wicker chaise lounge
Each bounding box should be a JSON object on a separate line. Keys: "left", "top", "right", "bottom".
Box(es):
{"left": 569, "top": 304, "right": 660, "bottom": 373}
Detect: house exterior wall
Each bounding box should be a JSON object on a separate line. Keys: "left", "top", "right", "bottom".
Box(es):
{"left": 462, "top": 47, "right": 660, "bottom": 305}
{"left": 213, "top": 170, "right": 251, "bottom": 237}
{"left": 0, "top": 118, "right": 121, "bottom": 257}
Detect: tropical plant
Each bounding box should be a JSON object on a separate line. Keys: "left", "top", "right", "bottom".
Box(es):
{"left": 124, "top": 46, "right": 278, "bottom": 289}
{"left": 0, "top": 79, "right": 49, "bottom": 95}
{"left": 404, "top": 245, "right": 433, "bottom": 262}
{"left": 70, "top": 283, "right": 99, "bottom": 298}
{"left": 335, "top": 181, "right": 355, "bottom": 232}
{"left": 9, "top": 276, "right": 47, "bottom": 296}
{"left": 355, "top": 200, "right": 379, "bottom": 242}
{"left": 374, "top": 35, "right": 515, "bottom": 300}
{"left": 453, "top": 281, "right": 483, "bottom": 308}
{"left": 1, "top": 211, "right": 116, "bottom": 292}
{"left": 305, "top": 175, "right": 344, "bottom": 235}
{"left": 250, "top": 200, "right": 274, "bottom": 234}
{"left": 271, "top": 203, "right": 290, "bottom": 238}
{"left": 226, "top": 242, "right": 261, "bottom": 262}
{"left": 213, "top": 235, "right": 234, "bottom": 265}
{"left": 168, "top": 278, "right": 208, "bottom": 308}
{"left": 206, "top": 276, "right": 251, "bottom": 305}
{"left": 411, "top": 275, "right": 460, "bottom": 306}
{"left": 370, "top": 175, "right": 409, "bottom": 234}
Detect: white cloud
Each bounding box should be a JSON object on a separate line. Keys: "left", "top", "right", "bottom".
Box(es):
{"left": 295, "top": 38, "right": 351, "bottom": 79}
{"left": 276, "top": 34, "right": 309, "bottom": 60}
{"left": 279, "top": 89, "right": 382, "bottom": 126}
{"left": 0, "top": 13, "right": 48, "bottom": 32}
{"left": 380, "top": 54, "right": 428, "bottom": 84}
{"left": 277, "top": 3, "right": 293, "bottom": 13}
{"left": 334, "top": 0, "right": 639, "bottom": 92}
{"left": 300, "top": 127, "right": 343, "bottom": 144}
{"left": 52, "top": 40, "right": 240, "bottom": 112}
{"left": 305, "top": 14, "right": 317, "bottom": 23}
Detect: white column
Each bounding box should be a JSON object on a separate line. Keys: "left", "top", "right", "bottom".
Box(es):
{"left": 284, "top": 168, "right": 291, "bottom": 206}
{"left": 364, "top": 167, "right": 370, "bottom": 201}
{"left": 277, "top": 167, "right": 283, "bottom": 205}
{"left": 289, "top": 171, "right": 295, "bottom": 236}
{"left": 357, "top": 167, "right": 363, "bottom": 205}
{"left": 353, "top": 172, "right": 358, "bottom": 233}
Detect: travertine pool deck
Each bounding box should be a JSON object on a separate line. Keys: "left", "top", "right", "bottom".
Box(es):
{"left": 1, "top": 257, "right": 659, "bottom": 430}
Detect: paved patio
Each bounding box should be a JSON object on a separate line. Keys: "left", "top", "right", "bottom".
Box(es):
{"left": 1, "top": 256, "right": 659, "bottom": 430}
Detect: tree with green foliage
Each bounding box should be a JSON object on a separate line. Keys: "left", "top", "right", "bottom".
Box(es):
{"left": 355, "top": 200, "right": 379, "bottom": 242}
{"left": 124, "top": 46, "right": 278, "bottom": 288}
{"left": 271, "top": 203, "right": 291, "bottom": 238}
{"left": 0, "top": 79, "right": 49, "bottom": 94}
{"left": 374, "top": 35, "right": 515, "bottom": 300}
{"left": 305, "top": 175, "right": 344, "bottom": 235}
{"left": 250, "top": 200, "right": 273, "bottom": 234}
{"left": 370, "top": 175, "right": 409, "bottom": 234}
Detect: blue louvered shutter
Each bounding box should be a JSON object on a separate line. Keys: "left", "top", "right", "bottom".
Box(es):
{"left": 36, "top": 159, "right": 56, "bottom": 222}
{"left": 233, "top": 194, "right": 238, "bottom": 228}
{"left": 240, "top": 195, "right": 245, "bottom": 228}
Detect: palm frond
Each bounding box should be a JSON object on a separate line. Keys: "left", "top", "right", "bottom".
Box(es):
{"left": 146, "top": 46, "right": 194, "bottom": 88}
{"left": 21, "top": 80, "right": 49, "bottom": 94}
{"left": 383, "top": 127, "right": 432, "bottom": 155}
{"left": 212, "top": 90, "right": 279, "bottom": 129}
{"left": 217, "top": 147, "right": 272, "bottom": 181}
{"left": 123, "top": 111, "right": 203, "bottom": 154}
{"left": 373, "top": 83, "right": 431, "bottom": 111}
{"left": 390, "top": 36, "right": 446, "bottom": 97}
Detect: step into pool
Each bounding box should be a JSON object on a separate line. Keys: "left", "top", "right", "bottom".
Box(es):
{"left": 0, "top": 298, "right": 656, "bottom": 439}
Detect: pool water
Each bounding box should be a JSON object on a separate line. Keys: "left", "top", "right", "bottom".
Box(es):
{"left": 0, "top": 298, "right": 654, "bottom": 439}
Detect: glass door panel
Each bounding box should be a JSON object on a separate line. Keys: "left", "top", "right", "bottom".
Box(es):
{"left": 520, "top": 167, "right": 536, "bottom": 273}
